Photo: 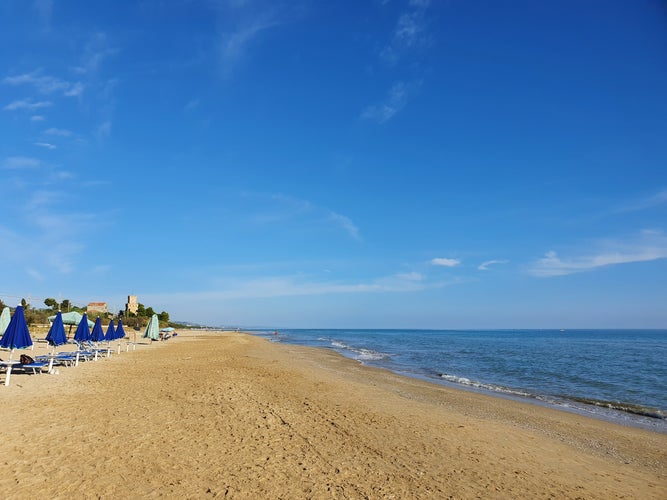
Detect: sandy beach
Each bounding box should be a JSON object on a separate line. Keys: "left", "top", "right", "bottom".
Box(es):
{"left": 0, "top": 331, "right": 665, "bottom": 499}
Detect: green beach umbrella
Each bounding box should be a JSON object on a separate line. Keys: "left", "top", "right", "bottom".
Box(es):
{"left": 0, "top": 307, "right": 10, "bottom": 336}
{"left": 49, "top": 311, "right": 94, "bottom": 329}
{"left": 142, "top": 314, "right": 160, "bottom": 341}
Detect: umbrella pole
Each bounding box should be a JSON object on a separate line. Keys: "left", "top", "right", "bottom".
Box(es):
{"left": 4, "top": 348, "right": 15, "bottom": 386}
{"left": 48, "top": 345, "right": 56, "bottom": 374}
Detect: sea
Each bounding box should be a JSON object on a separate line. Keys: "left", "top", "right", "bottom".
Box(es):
{"left": 250, "top": 328, "right": 667, "bottom": 433}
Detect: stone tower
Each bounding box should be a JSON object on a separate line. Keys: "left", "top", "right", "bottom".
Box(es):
{"left": 126, "top": 295, "right": 138, "bottom": 316}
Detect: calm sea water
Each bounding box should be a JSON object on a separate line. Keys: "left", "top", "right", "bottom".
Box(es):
{"left": 251, "top": 329, "right": 667, "bottom": 432}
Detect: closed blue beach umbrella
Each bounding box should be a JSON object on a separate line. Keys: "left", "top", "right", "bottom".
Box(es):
{"left": 0, "top": 305, "right": 33, "bottom": 360}
{"left": 106, "top": 320, "right": 116, "bottom": 341}
{"left": 45, "top": 311, "right": 68, "bottom": 372}
{"left": 45, "top": 311, "right": 67, "bottom": 347}
{"left": 116, "top": 319, "right": 126, "bottom": 339}
{"left": 0, "top": 307, "right": 10, "bottom": 336}
{"left": 0, "top": 306, "right": 34, "bottom": 385}
{"left": 91, "top": 317, "right": 106, "bottom": 342}
{"left": 74, "top": 313, "right": 92, "bottom": 343}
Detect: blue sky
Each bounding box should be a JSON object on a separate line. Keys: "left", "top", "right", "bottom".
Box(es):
{"left": 1, "top": 0, "right": 666, "bottom": 328}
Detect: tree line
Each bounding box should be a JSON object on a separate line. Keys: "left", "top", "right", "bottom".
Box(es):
{"left": 0, "top": 297, "right": 179, "bottom": 329}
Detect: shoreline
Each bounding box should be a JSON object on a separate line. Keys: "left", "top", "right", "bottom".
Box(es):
{"left": 251, "top": 328, "right": 667, "bottom": 434}
{"left": 1, "top": 330, "right": 665, "bottom": 498}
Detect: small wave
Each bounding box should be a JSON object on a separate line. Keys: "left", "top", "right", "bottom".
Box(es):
{"left": 438, "top": 373, "right": 667, "bottom": 421}
{"left": 439, "top": 373, "right": 532, "bottom": 398}
{"left": 329, "top": 339, "right": 389, "bottom": 361}
{"left": 568, "top": 397, "right": 666, "bottom": 420}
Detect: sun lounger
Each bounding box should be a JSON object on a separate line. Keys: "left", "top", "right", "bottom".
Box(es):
{"left": 1, "top": 360, "right": 48, "bottom": 385}
{"left": 35, "top": 353, "right": 79, "bottom": 370}
{"left": 0, "top": 360, "right": 19, "bottom": 386}
{"left": 12, "top": 362, "right": 48, "bottom": 374}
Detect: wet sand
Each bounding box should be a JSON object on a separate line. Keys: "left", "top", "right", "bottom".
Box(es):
{"left": 0, "top": 331, "right": 665, "bottom": 498}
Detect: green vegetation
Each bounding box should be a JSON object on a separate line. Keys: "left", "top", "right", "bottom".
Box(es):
{"left": 119, "top": 302, "right": 178, "bottom": 330}
{"left": 0, "top": 297, "right": 178, "bottom": 330}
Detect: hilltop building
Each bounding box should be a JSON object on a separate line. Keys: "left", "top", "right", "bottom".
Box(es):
{"left": 87, "top": 302, "right": 108, "bottom": 314}
{"left": 126, "top": 295, "right": 138, "bottom": 316}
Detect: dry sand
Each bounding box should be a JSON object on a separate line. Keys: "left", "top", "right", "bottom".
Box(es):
{"left": 0, "top": 331, "right": 665, "bottom": 499}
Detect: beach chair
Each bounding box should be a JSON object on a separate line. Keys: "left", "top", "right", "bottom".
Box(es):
{"left": 35, "top": 352, "right": 79, "bottom": 371}
{"left": 0, "top": 361, "right": 19, "bottom": 385}
{"left": 13, "top": 361, "right": 48, "bottom": 375}
{"left": 1, "top": 359, "right": 48, "bottom": 384}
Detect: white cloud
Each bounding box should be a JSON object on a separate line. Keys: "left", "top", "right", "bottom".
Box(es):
{"left": 380, "top": 0, "right": 432, "bottom": 64}
{"left": 2, "top": 156, "right": 41, "bottom": 169}
{"left": 90, "top": 264, "right": 112, "bottom": 275}
{"left": 431, "top": 257, "right": 461, "bottom": 267}
{"left": 185, "top": 98, "right": 200, "bottom": 111}
{"left": 0, "top": 178, "right": 106, "bottom": 279}
{"left": 4, "top": 99, "right": 52, "bottom": 111}
{"left": 95, "top": 120, "right": 112, "bottom": 141}
{"left": 64, "top": 82, "right": 85, "bottom": 97}
{"left": 31, "top": 115, "right": 45, "bottom": 121}
{"left": 616, "top": 188, "right": 667, "bottom": 213}
{"left": 327, "top": 211, "right": 361, "bottom": 240}
{"left": 249, "top": 192, "right": 362, "bottom": 241}
{"left": 44, "top": 127, "right": 73, "bottom": 136}
{"left": 53, "top": 170, "right": 74, "bottom": 180}
{"left": 146, "top": 271, "right": 441, "bottom": 303}
{"left": 361, "top": 81, "right": 420, "bottom": 123}
{"left": 219, "top": 17, "right": 279, "bottom": 74}
{"left": 33, "top": 0, "right": 54, "bottom": 25}
{"left": 82, "top": 32, "right": 118, "bottom": 74}
{"left": 3, "top": 71, "right": 83, "bottom": 97}
{"left": 394, "top": 272, "right": 423, "bottom": 281}
{"left": 34, "top": 142, "right": 56, "bottom": 150}
{"left": 529, "top": 231, "right": 667, "bottom": 277}
{"left": 478, "top": 259, "right": 509, "bottom": 271}
{"left": 26, "top": 267, "right": 44, "bottom": 281}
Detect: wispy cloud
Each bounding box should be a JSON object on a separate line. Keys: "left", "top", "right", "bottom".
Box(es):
{"left": 478, "top": 259, "right": 509, "bottom": 271}
{"left": 146, "top": 269, "right": 458, "bottom": 303}
{"left": 31, "top": 115, "right": 45, "bottom": 121}
{"left": 90, "top": 264, "right": 112, "bottom": 275}
{"left": 219, "top": 16, "right": 280, "bottom": 75}
{"left": 431, "top": 257, "right": 461, "bottom": 267}
{"left": 615, "top": 188, "right": 667, "bottom": 213}
{"left": 81, "top": 32, "right": 118, "bottom": 74}
{"left": 3, "top": 71, "right": 83, "bottom": 97}
{"left": 361, "top": 80, "right": 420, "bottom": 123}
{"left": 33, "top": 0, "right": 54, "bottom": 26}
{"left": 34, "top": 142, "right": 56, "bottom": 150}
{"left": 184, "top": 98, "right": 200, "bottom": 111}
{"left": 1, "top": 156, "right": 42, "bottom": 169}
{"left": 44, "top": 127, "right": 73, "bottom": 137}
{"left": 250, "top": 192, "right": 362, "bottom": 241}
{"left": 64, "top": 82, "right": 85, "bottom": 97}
{"left": 3, "top": 98, "right": 52, "bottom": 111}
{"left": 380, "top": 0, "right": 432, "bottom": 65}
{"left": 0, "top": 189, "right": 96, "bottom": 275}
{"left": 327, "top": 211, "right": 361, "bottom": 241}
{"left": 95, "top": 120, "right": 112, "bottom": 141}
{"left": 26, "top": 267, "right": 44, "bottom": 281}
{"left": 22, "top": 190, "right": 98, "bottom": 273}
{"left": 529, "top": 230, "right": 667, "bottom": 277}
